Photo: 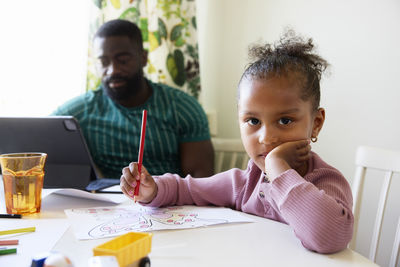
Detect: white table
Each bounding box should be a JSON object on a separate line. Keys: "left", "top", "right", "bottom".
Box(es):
{"left": 0, "top": 187, "right": 377, "bottom": 267}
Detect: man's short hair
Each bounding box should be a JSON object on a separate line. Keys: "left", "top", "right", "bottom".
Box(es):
{"left": 94, "top": 19, "right": 143, "bottom": 49}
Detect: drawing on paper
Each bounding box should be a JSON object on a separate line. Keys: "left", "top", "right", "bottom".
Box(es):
{"left": 86, "top": 206, "right": 227, "bottom": 238}
{"left": 65, "top": 205, "right": 254, "bottom": 240}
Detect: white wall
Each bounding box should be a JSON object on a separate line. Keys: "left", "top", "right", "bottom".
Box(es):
{"left": 197, "top": 1, "right": 400, "bottom": 266}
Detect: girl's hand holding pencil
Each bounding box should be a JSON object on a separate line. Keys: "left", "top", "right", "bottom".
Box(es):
{"left": 120, "top": 162, "right": 158, "bottom": 203}
{"left": 120, "top": 109, "right": 157, "bottom": 203}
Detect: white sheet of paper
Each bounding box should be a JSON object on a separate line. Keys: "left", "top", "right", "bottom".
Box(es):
{"left": 43, "top": 188, "right": 126, "bottom": 204}
{"left": 65, "top": 205, "right": 254, "bottom": 240}
{"left": 0, "top": 218, "right": 70, "bottom": 267}
{"left": 99, "top": 185, "right": 122, "bottom": 193}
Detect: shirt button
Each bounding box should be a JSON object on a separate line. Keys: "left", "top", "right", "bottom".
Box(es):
{"left": 259, "top": 191, "right": 265, "bottom": 198}
{"left": 263, "top": 176, "right": 270, "bottom": 183}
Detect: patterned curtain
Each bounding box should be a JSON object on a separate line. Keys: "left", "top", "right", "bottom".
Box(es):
{"left": 87, "top": 0, "right": 201, "bottom": 99}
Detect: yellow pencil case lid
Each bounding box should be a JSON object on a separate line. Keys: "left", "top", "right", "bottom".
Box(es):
{"left": 93, "top": 232, "right": 153, "bottom": 267}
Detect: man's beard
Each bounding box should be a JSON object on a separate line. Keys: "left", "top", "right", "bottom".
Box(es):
{"left": 102, "top": 70, "right": 143, "bottom": 102}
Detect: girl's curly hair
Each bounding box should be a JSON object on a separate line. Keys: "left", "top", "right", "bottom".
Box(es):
{"left": 239, "top": 29, "right": 329, "bottom": 111}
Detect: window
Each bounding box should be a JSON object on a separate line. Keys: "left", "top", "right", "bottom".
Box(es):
{"left": 0, "top": 1, "right": 90, "bottom": 116}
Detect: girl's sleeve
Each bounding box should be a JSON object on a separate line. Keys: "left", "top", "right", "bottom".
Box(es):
{"left": 144, "top": 169, "right": 247, "bottom": 209}
{"left": 267, "top": 168, "right": 354, "bottom": 254}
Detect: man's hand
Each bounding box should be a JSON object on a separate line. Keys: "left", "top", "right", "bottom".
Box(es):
{"left": 120, "top": 162, "right": 158, "bottom": 203}
{"left": 265, "top": 139, "right": 311, "bottom": 181}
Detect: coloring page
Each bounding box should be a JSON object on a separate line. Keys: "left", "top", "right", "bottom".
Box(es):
{"left": 64, "top": 205, "right": 254, "bottom": 240}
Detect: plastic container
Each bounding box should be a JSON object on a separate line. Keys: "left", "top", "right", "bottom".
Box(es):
{"left": 93, "top": 232, "right": 153, "bottom": 267}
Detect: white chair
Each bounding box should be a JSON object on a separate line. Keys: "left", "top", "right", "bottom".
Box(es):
{"left": 212, "top": 138, "right": 250, "bottom": 173}
{"left": 350, "top": 145, "right": 400, "bottom": 266}
{"left": 390, "top": 217, "right": 400, "bottom": 267}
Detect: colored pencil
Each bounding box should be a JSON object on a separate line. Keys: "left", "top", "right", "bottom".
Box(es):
{"left": 134, "top": 109, "right": 147, "bottom": 200}
{"left": 0, "top": 248, "right": 17, "bottom": 255}
{"left": 0, "top": 214, "right": 22, "bottom": 219}
{"left": 0, "top": 240, "right": 19, "bottom": 245}
{"left": 0, "top": 227, "right": 36, "bottom": 236}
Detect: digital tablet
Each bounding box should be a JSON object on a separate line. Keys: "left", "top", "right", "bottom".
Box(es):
{"left": 0, "top": 116, "right": 104, "bottom": 190}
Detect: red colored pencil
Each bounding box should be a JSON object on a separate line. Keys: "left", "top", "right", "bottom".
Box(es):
{"left": 0, "top": 240, "right": 19, "bottom": 245}
{"left": 134, "top": 110, "right": 147, "bottom": 198}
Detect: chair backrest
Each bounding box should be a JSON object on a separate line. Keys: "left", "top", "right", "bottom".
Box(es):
{"left": 212, "top": 138, "right": 250, "bottom": 173}
{"left": 390, "top": 217, "right": 400, "bottom": 267}
{"left": 350, "top": 145, "right": 400, "bottom": 266}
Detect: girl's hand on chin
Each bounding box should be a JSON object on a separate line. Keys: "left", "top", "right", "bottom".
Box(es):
{"left": 265, "top": 139, "right": 311, "bottom": 180}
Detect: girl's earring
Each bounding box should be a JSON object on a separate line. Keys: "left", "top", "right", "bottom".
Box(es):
{"left": 311, "top": 136, "right": 318, "bottom": 143}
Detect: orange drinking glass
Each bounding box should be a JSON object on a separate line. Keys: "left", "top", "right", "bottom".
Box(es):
{"left": 0, "top": 153, "right": 47, "bottom": 214}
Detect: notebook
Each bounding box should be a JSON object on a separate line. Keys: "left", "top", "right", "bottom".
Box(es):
{"left": 0, "top": 116, "right": 119, "bottom": 190}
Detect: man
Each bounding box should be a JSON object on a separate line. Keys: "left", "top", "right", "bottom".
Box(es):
{"left": 52, "top": 19, "right": 214, "bottom": 178}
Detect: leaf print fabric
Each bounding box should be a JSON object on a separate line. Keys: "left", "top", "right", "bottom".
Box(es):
{"left": 87, "top": 0, "right": 201, "bottom": 99}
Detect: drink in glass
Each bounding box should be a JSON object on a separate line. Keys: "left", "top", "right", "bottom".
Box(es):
{"left": 0, "top": 153, "right": 47, "bottom": 214}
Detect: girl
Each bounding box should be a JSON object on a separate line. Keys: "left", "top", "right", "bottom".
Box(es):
{"left": 120, "top": 31, "right": 354, "bottom": 254}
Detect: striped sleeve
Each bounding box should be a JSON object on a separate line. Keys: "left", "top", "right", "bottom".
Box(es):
{"left": 268, "top": 168, "right": 353, "bottom": 253}
{"left": 174, "top": 90, "right": 211, "bottom": 142}
{"left": 50, "top": 94, "right": 89, "bottom": 120}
